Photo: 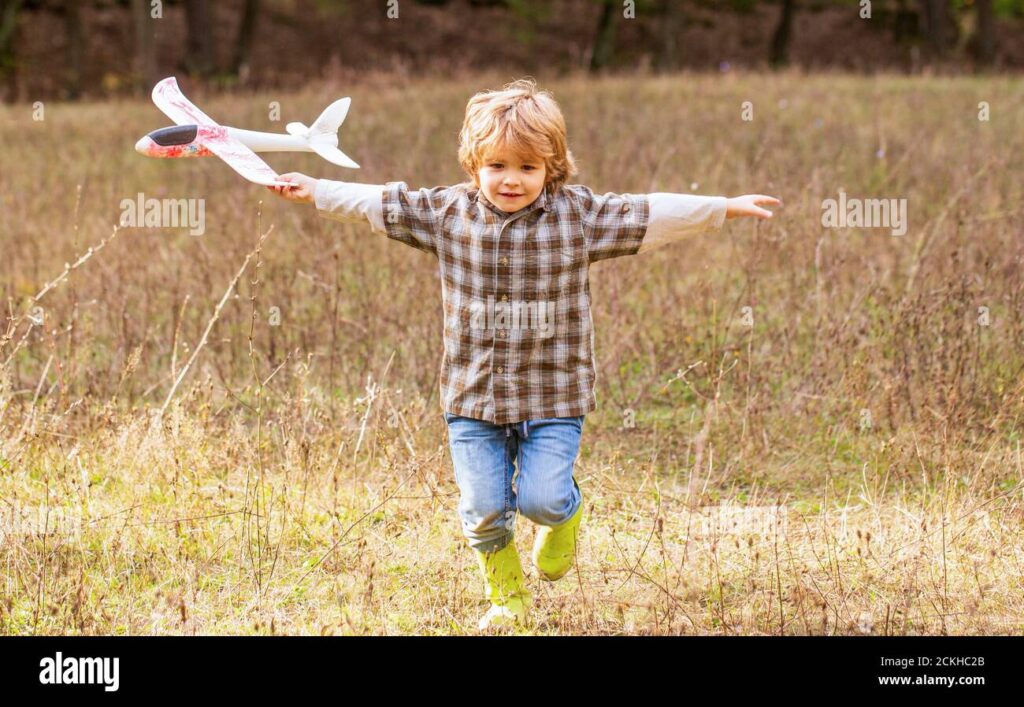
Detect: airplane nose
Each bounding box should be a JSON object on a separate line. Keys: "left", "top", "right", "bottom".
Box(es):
{"left": 134, "top": 136, "right": 153, "bottom": 155}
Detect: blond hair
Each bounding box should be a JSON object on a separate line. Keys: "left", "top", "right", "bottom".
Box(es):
{"left": 458, "top": 78, "right": 577, "bottom": 194}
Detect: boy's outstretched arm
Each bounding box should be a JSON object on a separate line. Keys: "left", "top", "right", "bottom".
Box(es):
{"left": 268, "top": 172, "right": 452, "bottom": 258}
{"left": 579, "top": 186, "right": 780, "bottom": 262}
{"left": 637, "top": 192, "right": 780, "bottom": 254}
{"left": 267, "top": 172, "right": 387, "bottom": 234}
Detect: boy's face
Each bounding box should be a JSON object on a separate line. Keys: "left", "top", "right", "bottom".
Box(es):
{"left": 476, "top": 149, "right": 547, "bottom": 213}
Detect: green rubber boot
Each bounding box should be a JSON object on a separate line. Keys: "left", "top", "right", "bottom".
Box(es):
{"left": 531, "top": 498, "right": 583, "bottom": 581}
{"left": 474, "top": 540, "right": 531, "bottom": 631}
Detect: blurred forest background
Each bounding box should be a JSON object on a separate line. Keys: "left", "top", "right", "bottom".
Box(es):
{"left": 1, "top": 0, "right": 1023, "bottom": 102}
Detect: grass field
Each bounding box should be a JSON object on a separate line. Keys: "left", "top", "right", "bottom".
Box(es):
{"left": 1, "top": 70, "right": 1022, "bottom": 634}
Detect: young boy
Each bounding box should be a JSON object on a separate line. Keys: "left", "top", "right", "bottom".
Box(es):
{"left": 268, "top": 78, "right": 778, "bottom": 631}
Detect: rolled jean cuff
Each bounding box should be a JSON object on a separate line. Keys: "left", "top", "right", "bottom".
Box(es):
{"left": 471, "top": 531, "right": 514, "bottom": 554}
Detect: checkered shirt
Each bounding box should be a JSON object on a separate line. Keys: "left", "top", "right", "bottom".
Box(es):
{"left": 381, "top": 181, "right": 650, "bottom": 425}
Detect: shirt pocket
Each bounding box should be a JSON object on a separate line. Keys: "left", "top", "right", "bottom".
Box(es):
{"left": 522, "top": 229, "right": 585, "bottom": 294}
{"left": 516, "top": 236, "right": 586, "bottom": 347}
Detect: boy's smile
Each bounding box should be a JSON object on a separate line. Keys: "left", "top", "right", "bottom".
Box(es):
{"left": 476, "top": 150, "right": 547, "bottom": 213}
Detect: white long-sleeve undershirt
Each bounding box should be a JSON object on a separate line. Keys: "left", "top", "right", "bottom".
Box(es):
{"left": 313, "top": 180, "right": 727, "bottom": 250}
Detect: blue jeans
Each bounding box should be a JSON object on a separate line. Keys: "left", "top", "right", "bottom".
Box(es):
{"left": 444, "top": 412, "right": 585, "bottom": 553}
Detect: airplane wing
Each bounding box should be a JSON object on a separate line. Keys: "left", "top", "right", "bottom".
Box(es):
{"left": 151, "top": 77, "right": 290, "bottom": 187}
{"left": 152, "top": 77, "right": 218, "bottom": 127}
{"left": 200, "top": 132, "right": 292, "bottom": 187}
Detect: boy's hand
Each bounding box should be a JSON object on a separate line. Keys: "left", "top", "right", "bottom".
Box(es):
{"left": 266, "top": 172, "right": 317, "bottom": 204}
{"left": 726, "top": 195, "right": 780, "bottom": 220}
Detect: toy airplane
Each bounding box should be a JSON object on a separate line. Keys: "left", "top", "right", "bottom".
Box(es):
{"left": 135, "top": 76, "right": 359, "bottom": 187}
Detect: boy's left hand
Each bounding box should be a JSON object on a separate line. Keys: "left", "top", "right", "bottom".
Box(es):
{"left": 726, "top": 195, "right": 780, "bottom": 220}
{"left": 266, "top": 172, "right": 318, "bottom": 204}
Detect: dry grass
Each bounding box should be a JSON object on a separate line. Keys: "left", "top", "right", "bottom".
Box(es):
{"left": 0, "top": 69, "right": 1022, "bottom": 634}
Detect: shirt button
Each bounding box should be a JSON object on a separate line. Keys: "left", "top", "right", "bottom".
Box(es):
{"left": 621, "top": 203, "right": 631, "bottom": 214}
{"left": 501, "top": 294, "right": 508, "bottom": 302}
{"left": 496, "top": 367, "right": 504, "bottom": 374}
{"left": 500, "top": 257, "right": 509, "bottom": 265}
{"left": 497, "top": 330, "right": 505, "bottom": 337}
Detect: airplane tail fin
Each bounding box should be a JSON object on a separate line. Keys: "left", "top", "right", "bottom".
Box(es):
{"left": 286, "top": 97, "right": 360, "bottom": 169}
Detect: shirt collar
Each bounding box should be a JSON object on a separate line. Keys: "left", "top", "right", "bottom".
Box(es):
{"left": 470, "top": 184, "right": 554, "bottom": 218}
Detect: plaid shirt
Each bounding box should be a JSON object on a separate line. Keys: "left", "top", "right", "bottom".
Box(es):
{"left": 381, "top": 181, "right": 651, "bottom": 425}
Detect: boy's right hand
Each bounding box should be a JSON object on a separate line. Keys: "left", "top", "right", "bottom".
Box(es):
{"left": 725, "top": 194, "right": 780, "bottom": 220}
{"left": 267, "top": 172, "right": 317, "bottom": 204}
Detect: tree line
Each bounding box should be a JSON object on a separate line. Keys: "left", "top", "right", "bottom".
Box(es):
{"left": 0, "top": 0, "right": 1020, "bottom": 102}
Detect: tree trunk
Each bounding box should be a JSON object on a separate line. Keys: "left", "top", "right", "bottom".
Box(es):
{"left": 65, "top": 0, "right": 84, "bottom": 100}
{"left": 589, "top": 0, "right": 616, "bottom": 72}
{"left": 974, "top": 0, "right": 995, "bottom": 65}
{"left": 132, "top": 0, "right": 158, "bottom": 95}
{"left": 918, "top": 0, "right": 955, "bottom": 54}
{"left": 656, "top": 0, "right": 684, "bottom": 72}
{"left": 770, "top": 0, "right": 795, "bottom": 68}
{"left": 184, "top": 0, "right": 215, "bottom": 78}
{"left": 0, "top": 0, "right": 23, "bottom": 102}
{"left": 231, "top": 0, "right": 260, "bottom": 84}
